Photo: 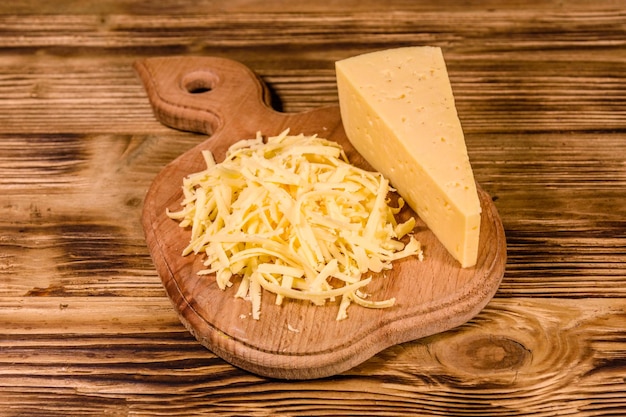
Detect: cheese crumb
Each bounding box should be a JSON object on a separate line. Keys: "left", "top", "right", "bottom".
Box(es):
{"left": 167, "top": 129, "right": 423, "bottom": 320}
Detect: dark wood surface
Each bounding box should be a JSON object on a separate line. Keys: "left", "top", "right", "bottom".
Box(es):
{"left": 1, "top": 1, "right": 624, "bottom": 415}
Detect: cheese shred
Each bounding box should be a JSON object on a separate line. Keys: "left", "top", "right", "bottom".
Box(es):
{"left": 167, "top": 129, "right": 423, "bottom": 320}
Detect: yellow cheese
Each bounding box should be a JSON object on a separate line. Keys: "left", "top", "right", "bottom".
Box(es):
{"left": 167, "top": 130, "right": 423, "bottom": 320}
{"left": 336, "top": 46, "right": 481, "bottom": 268}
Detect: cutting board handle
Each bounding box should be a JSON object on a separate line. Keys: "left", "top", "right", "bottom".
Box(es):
{"left": 134, "top": 56, "right": 278, "bottom": 136}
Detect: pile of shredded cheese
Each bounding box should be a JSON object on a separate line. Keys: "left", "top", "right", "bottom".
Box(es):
{"left": 167, "top": 129, "right": 423, "bottom": 321}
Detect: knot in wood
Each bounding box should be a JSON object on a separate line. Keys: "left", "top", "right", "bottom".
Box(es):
{"left": 462, "top": 336, "right": 529, "bottom": 371}
{"left": 436, "top": 334, "right": 530, "bottom": 377}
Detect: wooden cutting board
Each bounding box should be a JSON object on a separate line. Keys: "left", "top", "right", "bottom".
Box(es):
{"left": 134, "top": 56, "right": 507, "bottom": 380}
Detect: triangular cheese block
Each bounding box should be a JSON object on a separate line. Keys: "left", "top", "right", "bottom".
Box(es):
{"left": 336, "top": 46, "right": 481, "bottom": 267}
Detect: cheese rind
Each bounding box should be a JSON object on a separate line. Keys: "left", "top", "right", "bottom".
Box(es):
{"left": 336, "top": 46, "right": 481, "bottom": 267}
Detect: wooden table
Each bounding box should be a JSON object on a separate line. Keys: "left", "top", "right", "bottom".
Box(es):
{"left": 1, "top": 1, "right": 624, "bottom": 415}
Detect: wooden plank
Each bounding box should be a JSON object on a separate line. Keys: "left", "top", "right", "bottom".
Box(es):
{"left": 0, "top": 10, "right": 624, "bottom": 59}
{"left": 0, "top": 53, "right": 624, "bottom": 133}
{"left": 1, "top": 130, "right": 624, "bottom": 300}
{"left": 1, "top": 0, "right": 617, "bottom": 15}
{"left": 0, "top": 297, "right": 623, "bottom": 415}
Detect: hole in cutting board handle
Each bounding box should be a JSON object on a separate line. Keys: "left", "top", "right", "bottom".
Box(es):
{"left": 182, "top": 70, "right": 219, "bottom": 94}
{"left": 134, "top": 57, "right": 289, "bottom": 136}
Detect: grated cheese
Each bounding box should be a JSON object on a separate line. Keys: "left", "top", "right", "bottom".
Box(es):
{"left": 167, "top": 129, "right": 423, "bottom": 320}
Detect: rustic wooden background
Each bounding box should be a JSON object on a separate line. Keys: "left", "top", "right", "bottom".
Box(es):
{"left": 1, "top": 1, "right": 625, "bottom": 415}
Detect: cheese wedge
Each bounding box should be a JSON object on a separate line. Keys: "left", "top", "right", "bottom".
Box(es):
{"left": 336, "top": 46, "right": 481, "bottom": 267}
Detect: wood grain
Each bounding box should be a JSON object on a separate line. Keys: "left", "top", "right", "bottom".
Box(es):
{"left": 0, "top": 0, "right": 624, "bottom": 414}
{"left": 1, "top": 297, "right": 624, "bottom": 415}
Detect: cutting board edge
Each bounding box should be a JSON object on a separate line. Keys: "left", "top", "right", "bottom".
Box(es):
{"left": 169, "top": 257, "right": 504, "bottom": 380}
{"left": 145, "top": 185, "right": 506, "bottom": 380}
